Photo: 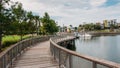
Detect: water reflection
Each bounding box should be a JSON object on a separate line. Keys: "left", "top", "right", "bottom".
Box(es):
{"left": 75, "top": 35, "right": 120, "bottom": 63}
{"left": 66, "top": 42, "right": 76, "bottom": 51}
{"left": 59, "top": 40, "right": 76, "bottom": 51}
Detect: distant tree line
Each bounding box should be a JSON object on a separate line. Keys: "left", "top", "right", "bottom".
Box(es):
{"left": 0, "top": 0, "right": 58, "bottom": 51}
{"left": 78, "top": 23, "right": 119, "bottom": 31}
{"left": 78, "top": 23, "right": 102, "bottom": 31}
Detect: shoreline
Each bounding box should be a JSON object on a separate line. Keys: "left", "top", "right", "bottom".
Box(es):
{"left": 88, "top": 32, "right": 120, "bottom": 36}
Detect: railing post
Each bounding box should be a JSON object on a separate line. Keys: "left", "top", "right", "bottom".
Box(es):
{"left": 0, "top": 37, "right": 49, "bottom": 68}
{"left": 15, "top": 46, "right": 17, "bottom": 59}
{"left": 3, "top": 55, "right": 5, "bottom": 68}
{"left": 69, "top": 54, "right": 72, "bottom": 68}
{"left": 0, "top": 58, "right": 2, "bottom": 68}
{"left": 1, "top": 56, "right": 4, "bottom": 68}
{"left": 10, "top": 49, "right": 13, "bottom": 68}
{"left": 53, "top": 46, "right": 55, "bottom": 60}
{"left": 9, "top": 50, "right": 12, "bottom": 68}
{"left": 93, "top": 62, "right": 97, "bottom": 68}
{"left": 58, "top": 49, "right": 61, "bottom": 68}
{"left": 0, "top": 59, "right": 1, "bottom": 68}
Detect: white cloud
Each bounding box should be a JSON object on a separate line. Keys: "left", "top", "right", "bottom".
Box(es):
{"left": 11, "top": 0, "right": 120, "bottom": 27}
{"left": 90, "top": 0, "right": 107, "bottom": 7}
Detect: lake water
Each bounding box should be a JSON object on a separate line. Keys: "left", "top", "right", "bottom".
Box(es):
{"left": 75, "top": 35, "right": 120, "bottom": 63}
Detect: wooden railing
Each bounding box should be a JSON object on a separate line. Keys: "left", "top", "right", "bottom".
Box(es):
{"left": 50, "top": 36, "right": 120, "bottom": 68}
{"left": 0, "top": 36, "right": 50, "bottom": 68}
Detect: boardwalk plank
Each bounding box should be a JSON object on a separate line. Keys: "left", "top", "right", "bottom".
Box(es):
{"left": 13, "top": 41, "right": 58, "bottom": 68}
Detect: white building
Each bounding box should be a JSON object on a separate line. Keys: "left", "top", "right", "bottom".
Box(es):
{"left": 108, "top": 19, "right": 117, "bottom": 26}
{"left": 104, "top": 19, "right": 117, "bottom": 28}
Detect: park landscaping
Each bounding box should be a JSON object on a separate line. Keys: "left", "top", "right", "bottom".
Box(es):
{"left": 1, "top": 35, "right": 31, "bottom": 51}
{"left": 0, "top": 0, "right": 58, "bottom": 52}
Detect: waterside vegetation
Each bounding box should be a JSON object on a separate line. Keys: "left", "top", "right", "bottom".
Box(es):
{"left": 0, "top": 0, "right": 58, "bottom": 52}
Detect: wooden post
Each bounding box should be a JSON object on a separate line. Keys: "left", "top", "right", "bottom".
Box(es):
{"left": 59, "top": 49, "right": 61, "bottom": 67}
{"left": 0, "top": 0, "right": 3, "bottom": 52}
{"left": 93, "top": 62, "right": 97, "bottom": 68}
{"left": 0, "top": 31, "right": 2, "bottom": 52}
{"left": 9, "top": 50, "right": 13, "bottom": 68}
{"left": 69, "top": 54, "right": 72, "bottom": 68}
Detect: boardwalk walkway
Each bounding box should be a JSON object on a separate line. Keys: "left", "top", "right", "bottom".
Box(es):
{"left": 13, "top": 41, "right": 59, "bottom": 68}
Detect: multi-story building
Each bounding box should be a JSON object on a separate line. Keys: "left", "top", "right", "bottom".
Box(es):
{"left": 103, "top": 20, "right": 109, "bottom": 28}
{"left": 103, "top": 19, "right": 117, "bottom": 28}
{"left": 108, "top": 19, "right": 117, "bottom": 26}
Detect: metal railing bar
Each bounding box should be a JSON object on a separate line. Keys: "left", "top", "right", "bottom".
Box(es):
{"left": 0, "top": 36, "right": 50, "bottom": 68}
{"left": 50, "top": 37, "right": 120, "bottom": 68}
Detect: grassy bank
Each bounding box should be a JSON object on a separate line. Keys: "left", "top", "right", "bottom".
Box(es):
{"left": 1, "top": 35, "right": 31, "bottom": 50}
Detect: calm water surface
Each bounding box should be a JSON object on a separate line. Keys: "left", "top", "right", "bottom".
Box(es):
{"left": 75, "top": 35, "right": 120, "bottom": 63}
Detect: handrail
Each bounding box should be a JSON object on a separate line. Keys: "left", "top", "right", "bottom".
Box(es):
{"left": 0, "top": 36, "right": 50, "bottom": 68}
{"left": 50, "top": 37, "right": 120, "bottom": 68}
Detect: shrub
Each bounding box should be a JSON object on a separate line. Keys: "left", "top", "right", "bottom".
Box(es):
{"left": 1, "top": 35, "right": 31, "bottom": 50}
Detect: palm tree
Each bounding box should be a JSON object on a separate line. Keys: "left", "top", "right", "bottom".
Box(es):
{"left": 27, "top": 11, "right": 36, "bottom": 36}
{"left": 34, "top": 15, "right": 40, "bottom": 35}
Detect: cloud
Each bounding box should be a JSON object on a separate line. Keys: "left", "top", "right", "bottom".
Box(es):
{"left": 11, "top": 0, "right": 120, "bottom": 27}
{"left": 90, "top": 0, "right": 107, "bottom": 7}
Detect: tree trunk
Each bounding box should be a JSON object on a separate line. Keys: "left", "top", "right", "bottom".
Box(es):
{"left": 36, "top": 20, "right": 38, "bottom": 35}
{"left": 0, "top": 0, "right": 2, "bottom": 4}
{"left": 0, "top": 0, "right": 2, "bottom": 52}
{"left": 0, "top": 30, "right": 2, "bottom": 52}
{"left": 37, "top": 21, "right": 40, "bottom": 35}
{"left": 20, "top": 24, "right": 23, "bottom": 41}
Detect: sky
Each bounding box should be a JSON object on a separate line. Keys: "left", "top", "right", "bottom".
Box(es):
{"left": 11, "top": 0, "right": 120, "bottom": 27}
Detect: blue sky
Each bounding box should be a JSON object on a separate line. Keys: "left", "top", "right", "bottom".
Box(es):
{"left": 104, "top": 0, "right": 120, "bottom": 7}
{"left": 12, "top": 0, "right": 120, "bottom": 27}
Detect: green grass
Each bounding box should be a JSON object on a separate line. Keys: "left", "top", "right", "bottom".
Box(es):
{"left": 94, "top": 29, "right": 110, "bottom": 32}
{"left": 2, "top": 35, "right": 20, "bottom": 44}
{"left": 1, "top": 35, "right": 31, "bottom": 50}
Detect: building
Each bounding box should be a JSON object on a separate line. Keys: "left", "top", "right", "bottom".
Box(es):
{"left": 58, "top": 25, "right": 68, "bottom": 32}
{"left": 103, "top": 19, "right": 117, "bottom": 28}
{"left": 96, "top": 22, "right": 101, "bottom": 25}
{"left": 66, "top": 25, "right": 75, "bottom": 32}
{"left": 103, "top": 20, "right": 109, "bottom": 28}
{"left": 108, "top": 19, "right": 117, "bottom": 26}
{"left": 117, "top": 23, "right": 120, "bottom": 28}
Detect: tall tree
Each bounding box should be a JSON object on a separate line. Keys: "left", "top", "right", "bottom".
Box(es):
{"left": 11, "top": 2, "right": 26, "bottom": 40}
{"left": 41, "top": 12, "right": 50, "bottom": 34}
{"left": 27, "top": 11, "right": 36, "bottom": 36}
{"left": 0, "top": 0, "right": 12, "bottom": 51}
{"left": 34, "top": 15, "right": 40, "bottom": 35}
{"left": 0, "top": 0, "right": 3, "bottom": 51}
{"left": 41, "top": 12, "right": 58, "bottom": 34}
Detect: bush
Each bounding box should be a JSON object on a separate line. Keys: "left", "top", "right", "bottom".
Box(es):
{"left": 2, "top": 40, "right": 18, "bottom": 48}
{"left": 1, "top": 35, "right": 31, "bottom": 50}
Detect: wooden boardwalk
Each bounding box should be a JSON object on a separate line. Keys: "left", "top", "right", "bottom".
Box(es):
{"left": 13, "top": 41, "right": 59, "bottom": 68}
